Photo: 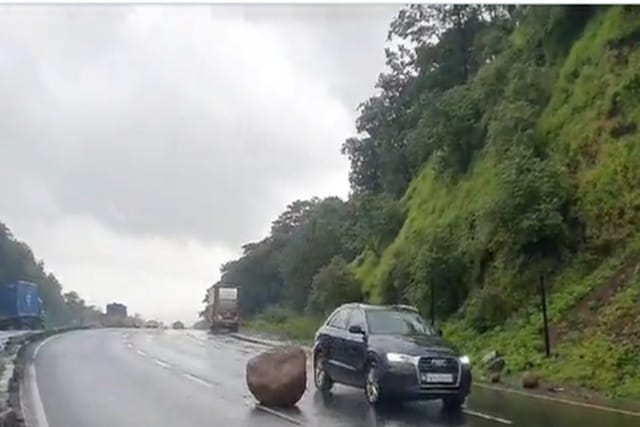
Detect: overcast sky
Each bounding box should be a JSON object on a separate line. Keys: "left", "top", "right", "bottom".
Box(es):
{"left": 0, "top": 4, "right": 398, "bottom": 324}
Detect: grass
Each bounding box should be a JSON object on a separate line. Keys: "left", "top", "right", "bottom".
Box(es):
{"left": 444, "top": 236, "right": 640, "bottom": 398}
{"left": 355, "top": 154, "right": 500, "bottom": 305}
{"left": 541, "top": 6, "right": 640, "bottom": 247}
{"left": 243, "top": 308, "right": 321, "bottom": 345}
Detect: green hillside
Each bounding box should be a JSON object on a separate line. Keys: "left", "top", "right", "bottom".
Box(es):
{"left": 356, "top": 6, "right": 640, "bottom": 398}
{"left": 211, "top": 5, "right": 640, "bottom": 399}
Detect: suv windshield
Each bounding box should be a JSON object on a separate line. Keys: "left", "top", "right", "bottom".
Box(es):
{"left": 365, "top": 309, "right": 436, "bottom": 336}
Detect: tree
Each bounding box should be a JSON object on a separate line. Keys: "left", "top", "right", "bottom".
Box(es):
{"left": 307, "top": 257, "right": 363, "bottom": 314}
{"left": 0, "top": 220, "right": 85, "bottom": 327}
{"left": 351, "top": 194, "right": 406, "bottom": 257}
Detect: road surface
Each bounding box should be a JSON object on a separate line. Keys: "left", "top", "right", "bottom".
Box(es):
{"left": 20, "top": 328, "right": 639, "bottom": 427}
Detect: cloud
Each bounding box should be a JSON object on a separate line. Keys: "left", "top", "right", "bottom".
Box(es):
{"left": 0, "top": 4, "right": 397, "bottom": 320}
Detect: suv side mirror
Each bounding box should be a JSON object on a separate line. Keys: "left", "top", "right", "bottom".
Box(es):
{"left": 348, "top": 325, "right": 365, "bottom": 335}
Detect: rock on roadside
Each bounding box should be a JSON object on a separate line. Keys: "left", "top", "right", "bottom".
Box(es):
{"left": 522, "top": 371, "right": 540, "bottom": 389}
{"left": 246, "top": 346, "right": 306, "bottom": 407}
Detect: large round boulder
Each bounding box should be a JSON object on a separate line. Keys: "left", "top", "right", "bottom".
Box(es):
{"left": 246, "top": 346, "right": 307, "bottom": 407}
{"left": 521, "top": 371, "right": 540, "bottom": 389}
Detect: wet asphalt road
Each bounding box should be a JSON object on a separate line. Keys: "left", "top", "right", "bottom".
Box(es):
{"left": 22, "top": 328, "right": 639, "bottom": 427}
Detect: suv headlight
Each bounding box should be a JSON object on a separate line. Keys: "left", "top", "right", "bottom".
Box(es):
{"left": 459, "top": 355, "right": 471, "bottom": 365}
{"left": 386, "top": 353, "right": 415, "bottom": 364}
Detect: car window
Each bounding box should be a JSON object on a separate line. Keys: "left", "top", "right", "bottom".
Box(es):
{"left": 328, "top": 308, "right": 350, "bottom": 329}
{"left": 365, "top": 309, "right": 435, "bottom": 336}
{"left": 347, "top": 309, "right": 366, "bottom": 331}
{"left": 325, "top": 309, "right": 340, "bottom": 326}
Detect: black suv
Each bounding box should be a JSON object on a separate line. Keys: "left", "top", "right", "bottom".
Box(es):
{"left": 312, "top": 303, "right": 472, "bottom": 408}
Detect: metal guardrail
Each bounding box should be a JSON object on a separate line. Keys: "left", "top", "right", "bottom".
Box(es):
{"left": 0, "top": 331, "right": 40, "bottom": 355}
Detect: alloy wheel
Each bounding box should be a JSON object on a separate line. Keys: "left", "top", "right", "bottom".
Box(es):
{"left": 365, "top": 364, "right": 380, "bottom": 404}
{"left": 314, "top": 353, "right": 332, "bottom": 391}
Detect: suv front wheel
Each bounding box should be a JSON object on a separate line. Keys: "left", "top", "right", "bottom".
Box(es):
{"left": 364, "top": 361, "right": 382, "bottom": 406}
{"left": 314, "top": 352, "right": 333, "bottom": 392}
{"left": 442, "top": 394, "right": 466, "bottom": 411}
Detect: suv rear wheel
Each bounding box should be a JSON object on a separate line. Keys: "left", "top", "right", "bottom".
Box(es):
{"left": 314, "top": 352, "right": 333, "bottom": 392}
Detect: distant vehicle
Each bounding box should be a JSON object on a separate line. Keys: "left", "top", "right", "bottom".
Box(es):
{"left": 172, "top": 321, "right": 184, "bottom": 329}
{"left": 311, "top": 303, "right": 472, "bottom": 409}
{"left": 207, "top": 284, "right": 239, "bottom": 333}
{"left": 106, "top": 302, "right": 128, "bottom": 318}
{"left": 0, "top": 280, "right": 44, "bottom": 330}
{"left": 145, "top": 320, "right": 160, "bottom": 328}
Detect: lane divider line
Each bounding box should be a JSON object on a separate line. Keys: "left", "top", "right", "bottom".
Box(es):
{"left": 153, "top": 359, "right": 171, "bottom": 369}
{"left": 475, "top": 382, "right": 640, "bottom": 418}
{"left": 135, "top": 350, "right": 147, "bottom": 357}
{"left": 463, "top": 408, "right": 512, "bottom": 425}
{"left": 183, "top": 373, "right": 213, "bottom": 388}
{"left": 252, "top": 403, "right": 306, "bottom": 426}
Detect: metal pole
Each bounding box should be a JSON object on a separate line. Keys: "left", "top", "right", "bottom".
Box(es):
{"left": 540, "top": 273, "right": 551, "bottom": 358}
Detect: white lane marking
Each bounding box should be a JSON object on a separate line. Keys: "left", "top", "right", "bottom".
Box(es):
{"left": 126, "top": 343, "right": 133, "bottom": 349}
{"left": 475, "top": 382, "right": 640, "bottom": 417}
{"left": 183, "top": 373, "right": 213, "bottom": 388}
{"left": 32, "top": 334, "right": 63, "bottom": 362}
{"left": 23, "top": 363, "right": 50, "bottom": 427}
{"left": 153, "top": 359, "right": 171, "bottom": 369}
{"left": 253, "top": 403, "right": 306, "bottom": 426}
{"left": 463, "top": 408, "right": 512, "bottom": 425}
{"left": 135, "top": 350, "right": 147, "bottom": 357}
{"left": 24, "top": 335, "right": 64, "bottom": 427}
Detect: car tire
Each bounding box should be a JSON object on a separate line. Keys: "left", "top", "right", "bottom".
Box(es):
{"left": 364, "top": 361, "right": 384, "bottom": 406}
{"left": 442, "top": 394, "right": 466, "bottom": 411}
{"left": 314, "top": 352, "right": 333, "bottom": 393}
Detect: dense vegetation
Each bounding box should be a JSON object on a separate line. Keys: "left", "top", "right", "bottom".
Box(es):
{"left": 0, "top": 221, "right": 100, "bottom": 327}
{"left": 205, "top": 5, "right": 640, "bottom": 398}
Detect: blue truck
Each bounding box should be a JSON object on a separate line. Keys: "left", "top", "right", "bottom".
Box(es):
{"left": 0, "top": 280, "right": 44, "bottom": 330}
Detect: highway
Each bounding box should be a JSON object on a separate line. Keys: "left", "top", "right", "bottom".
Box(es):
{"left": 20, "top": 328, "right": 639, "bottom": 427}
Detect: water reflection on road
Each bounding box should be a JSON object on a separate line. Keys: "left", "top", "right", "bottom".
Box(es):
{"left": 307, "top": 386, "right": 489, "bottom": 427}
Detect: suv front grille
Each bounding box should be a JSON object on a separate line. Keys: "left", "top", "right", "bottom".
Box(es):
{"left": 418, "top": 356, "right": 458, "bottom": 372}
{"left": 417, "top": 356, "right": 460, "bottom": 387}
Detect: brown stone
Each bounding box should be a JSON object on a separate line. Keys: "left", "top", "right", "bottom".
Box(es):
{"left": 489, "top": 372, "right": 501, "bottom": 383}
{"left": 521, "top": 371, "right": 540, "bottom": 389}
{"left": 246, "top": 346, "right": 306, "bottom": 407}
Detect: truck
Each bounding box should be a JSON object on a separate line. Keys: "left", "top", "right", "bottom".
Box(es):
{"left": 207, "top": 284, "right": 239, "bottom": 333}
{"left": 102, "top": 302, "right": 130, "bottom": 328}
{"left": 106, "top": 302, "right": 128, "bottom": 318}
{"left": 0, "top": 280, "right": 44, "bottom": 330}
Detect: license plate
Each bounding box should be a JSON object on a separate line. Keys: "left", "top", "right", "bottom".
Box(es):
{"left": 422, "top": 373, "right": 454, "bottom": 383}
